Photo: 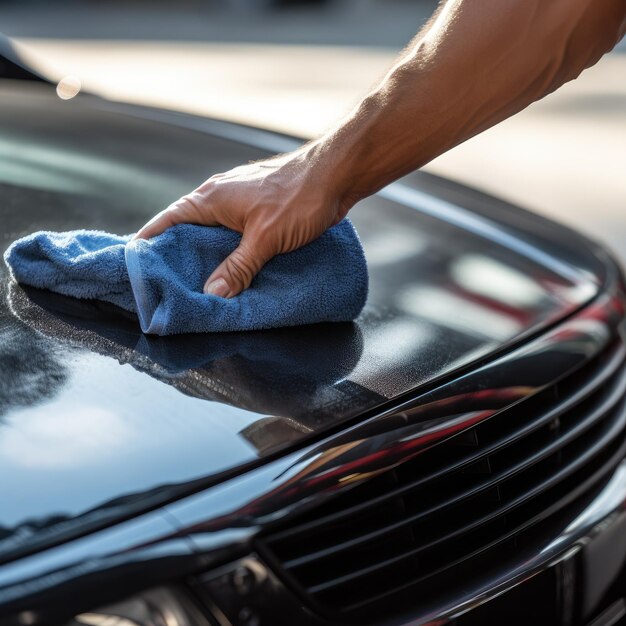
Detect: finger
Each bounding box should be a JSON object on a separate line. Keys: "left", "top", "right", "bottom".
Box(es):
{"left": 133, "top": 194, "right": 217, "bottom": 240}
{"left": 133, "top": 208, "right": 182, "bottom": 240}
{"left": 203, "top": 233, "right": 272, "bottom": 298}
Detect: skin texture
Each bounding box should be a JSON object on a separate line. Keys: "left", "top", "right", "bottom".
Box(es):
{"left": 135, "top": 0, "right": 626, "bottom": 298}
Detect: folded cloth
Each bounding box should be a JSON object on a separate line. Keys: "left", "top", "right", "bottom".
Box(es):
{"left": 4, "top": 221, "right": 368, "bottom": 335}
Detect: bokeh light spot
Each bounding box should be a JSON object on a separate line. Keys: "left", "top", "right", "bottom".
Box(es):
{"left": 56, "top": 75, "right": 82, "bottom": 100}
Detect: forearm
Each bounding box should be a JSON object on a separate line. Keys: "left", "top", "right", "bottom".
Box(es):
{"left": 316, "top": 0, "right": 626, "bottom": 204}
{"left": 139, "top": 0, "right": 625, "bottom": 297}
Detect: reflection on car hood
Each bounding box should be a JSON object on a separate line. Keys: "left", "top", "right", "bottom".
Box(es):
{"left": 0, "top": 81, "right": 607, "bottom": 562}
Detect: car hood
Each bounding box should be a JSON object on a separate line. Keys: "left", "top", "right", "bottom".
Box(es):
{"left": 0, "top": 81, "right": 608, "bottom": 562}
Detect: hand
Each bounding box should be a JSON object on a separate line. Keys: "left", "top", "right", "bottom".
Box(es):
{"left": 134, "top": 143, "right": 354, "bottom": 298}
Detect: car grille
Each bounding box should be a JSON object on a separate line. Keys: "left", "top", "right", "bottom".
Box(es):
{"left": 258, "top": 337, "right": 626, "bottom": 621}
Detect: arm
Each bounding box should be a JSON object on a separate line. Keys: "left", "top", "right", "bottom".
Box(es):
{"left": 136, "top": 0, "right": 626, "bottom": 298}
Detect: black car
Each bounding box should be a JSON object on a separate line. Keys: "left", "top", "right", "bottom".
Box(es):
{"left": 1, "top": 45, "right": 626, "bottom": 626}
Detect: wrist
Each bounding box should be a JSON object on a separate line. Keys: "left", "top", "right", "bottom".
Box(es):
{"left": 302, "top": 117, "right": 379, "bottom": 211}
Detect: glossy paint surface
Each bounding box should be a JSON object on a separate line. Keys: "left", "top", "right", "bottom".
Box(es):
{"left": 1, "top": 279, "right": 624, "bottom": 625}
{"left": 0, "top": 81, "right": 608, "bottom": 562}
{"left": 164, "top": 284, "right": 626, "bottom": 538}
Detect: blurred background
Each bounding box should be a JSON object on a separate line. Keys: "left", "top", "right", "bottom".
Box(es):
{"left": 2, "top": 0, "right": 625, "bottom": 256}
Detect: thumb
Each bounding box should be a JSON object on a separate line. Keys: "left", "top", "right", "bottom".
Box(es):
{"left": 203, "top": 234, "right": 270, "bottom": 298}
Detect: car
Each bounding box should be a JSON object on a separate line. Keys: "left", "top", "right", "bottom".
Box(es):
{"left": 1, "top": 40, "right": 626, "bottom": 626}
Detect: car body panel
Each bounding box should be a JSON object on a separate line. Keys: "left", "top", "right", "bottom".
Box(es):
{"left": 0, "top": 80, "right": 611, "bottom": 566}
{"left": 0, "top": 283, "right": 624, "bottom": 625}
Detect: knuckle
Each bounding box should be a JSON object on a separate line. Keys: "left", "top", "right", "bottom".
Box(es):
{"left": 170, "top": 192, "right": 213, "bottom": 224}
{"left": 162, "top": 202, "right": 186, "bottom": 221}
{"left": 180, "top": 193, "right": 204, "bottom": 214}
{"left": 157, "top": 206, "right": 180, "bottom": 227}
{"left": 166, "top": 204, "right": 182, "bottom": 216}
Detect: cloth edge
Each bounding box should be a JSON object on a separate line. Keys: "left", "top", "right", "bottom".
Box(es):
{"left": 124, "top": 239, "right": 159, "bottom": 334}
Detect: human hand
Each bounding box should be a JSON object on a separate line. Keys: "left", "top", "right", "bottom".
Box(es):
{"left": 134, "top": 143, "right": 355, "bottom": 298}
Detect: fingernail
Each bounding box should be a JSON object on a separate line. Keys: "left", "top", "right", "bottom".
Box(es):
{"left": 204, "top": 277, "right": 229, "bottom": 297}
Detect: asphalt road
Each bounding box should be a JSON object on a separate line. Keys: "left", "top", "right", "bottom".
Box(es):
{"left": 2, "top": 1, "right": 626, "bottom": 259}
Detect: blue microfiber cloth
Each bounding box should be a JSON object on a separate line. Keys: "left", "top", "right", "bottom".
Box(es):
{"left": 4, "top": 221, "right": 368, "bottom": 336}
